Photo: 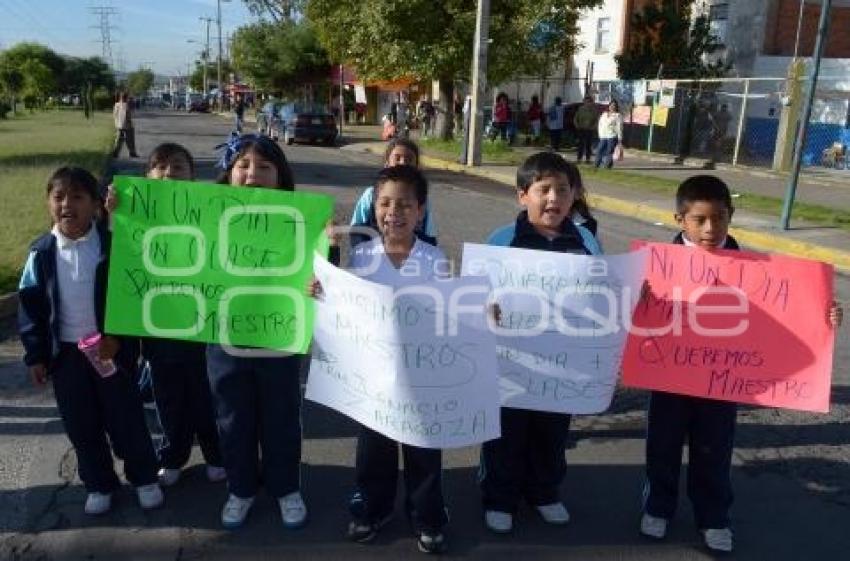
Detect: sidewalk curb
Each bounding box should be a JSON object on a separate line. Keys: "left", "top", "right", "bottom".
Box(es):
{"left": 367, "top": 146, "right": 850, "bottom": 274}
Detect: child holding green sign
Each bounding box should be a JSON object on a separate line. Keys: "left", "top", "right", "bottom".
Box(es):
{"left": 206, "top": 134, "right": 308, "bottom": 530}
{"left": 107, "top": 144, "right": 226, "bottom": 489}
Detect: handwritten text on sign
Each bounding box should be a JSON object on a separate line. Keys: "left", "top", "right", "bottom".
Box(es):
{"left": 621, "top": 242, "right": 835, "bottom": 413}
{"left": 305, "top": 255, "right": 500, "bottom": 448}
{"left": 461, "top": 244, "right": 646, "bottom": 414}
{"left": 105, "top": 176, "right": 333, "bottom": 352}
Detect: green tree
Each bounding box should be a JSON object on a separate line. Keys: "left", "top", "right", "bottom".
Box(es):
{"left": 0, "top": 42, "right": 65, "bottom": 76}
{"left": 0, "top": 42, "right": 65, "bottom": 110}
{"left": 0, "top": 64, "right": 24, "bottom": 115}
{"left": 231, "top": 20, "right": 329, "bottom": 94}
{"left": 21, "top": 59, "right": 55, "bottom": 108}
{"left": 241, "top": 0, "right": 304, "bottom": 21}
{"left": 305, "top": 0, "right": 600, "bottom": 139}
{"left": 615, "top": 0, "right": 727, "bottom": 79}
{"left": 126, "top": 68, "right": 155, "bottom": 97}
{"left": 59, "top": 56, "right": 115, "bottom": 95}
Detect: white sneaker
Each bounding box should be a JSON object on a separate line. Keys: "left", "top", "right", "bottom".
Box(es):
{"left": 536, "top": 502, "right": 570, "bottom": 525}
{"left": 702, "top": 528, "right": 733, "bottom": 553}
{"left": 206, "top": 465, "right": 227, "bottom": 483}
{"left": 222, "top": 494, "right": 255, "bottom": 529}
{"left": 640, "top": 513, "right": 668, "bottom": 539}
{"left": 157, "top": 468, "right": 181, "bottom": 487}
{"left": 278, "top": 491, "right": 307, "bottom": 528}
{"left": 136, "top": 483, "right": 164, "bottom": 509}
{"left": 84, "top": 492, "right": 112, "bottom": 515}
{"left": 484, "top": 510, "right": 513, "bottom": 533}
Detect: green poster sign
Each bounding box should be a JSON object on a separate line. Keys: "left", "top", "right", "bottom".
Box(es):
{"left": 105, "top": 176, "right": 334, "bottom": 353}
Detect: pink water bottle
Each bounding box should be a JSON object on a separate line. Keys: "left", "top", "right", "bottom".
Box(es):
{"left": 77, "top": 332, "right": 117, "bottom": 378}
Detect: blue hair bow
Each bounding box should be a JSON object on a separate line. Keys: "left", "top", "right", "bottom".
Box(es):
{"left": 215, "top": 132, "right": 280, "bottom": 170}
{"left": 215, "top": 131, "right": 243, "bottom": 170}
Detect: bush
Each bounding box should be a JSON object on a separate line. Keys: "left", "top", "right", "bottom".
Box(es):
{"left": 22, "top": 93, "right": 38, "bottom": 110}
{"left": 0, "top": 101, "right": 10, "bottom": 119}
{"left": 93, "top": 88, "right": 113, "bottom": 111}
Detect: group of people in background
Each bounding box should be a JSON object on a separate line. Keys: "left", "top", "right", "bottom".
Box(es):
{"left": 18, "top": 123, "right": 842, "bottom": 557}
{"left": 449, "top": 90, "right": 625, "bottom": 169}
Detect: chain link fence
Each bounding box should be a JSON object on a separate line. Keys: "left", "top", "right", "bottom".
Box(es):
{"left": 592, "top": 75, "right": 850, "bottom": 171}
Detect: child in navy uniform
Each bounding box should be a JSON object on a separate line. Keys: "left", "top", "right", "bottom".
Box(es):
{"left": 639, "top": 175, "right": 843, "bottom": 553}
{"left": 206, "top": 134, "right": 308, "bottom": 530}
{"left": 18, "top": 167, "right": 162, "bottom": 515}
{"left": 108, "top": 144, "right": 225, "bottom": 487}
{"left": 480, "top": 152, "right": 601, "bottom": 534}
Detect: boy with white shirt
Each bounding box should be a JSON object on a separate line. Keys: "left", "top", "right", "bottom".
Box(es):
{"left": 18, "top": 167, "right": 162, "bottom": 516}
{"left": 313, "top": 165, "right": 449, "bottom": 554}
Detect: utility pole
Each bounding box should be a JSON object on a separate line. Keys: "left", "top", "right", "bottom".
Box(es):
{"left": 200, "top": 17, "right": 214, "bottom": 96}
{"left": 780, "top": 0, "right": 831, "bottom": 230}
{"left": 217, "top": 0, "right": 229, "bottom": 108}
{"left": 466, "top": 0, "right": 491, "bottom": 167}
{"left": 339, "top": 64, "right": 345, "bottom": 139}
{"left": 89, "top": 6, "right": 119, "bottom": 70}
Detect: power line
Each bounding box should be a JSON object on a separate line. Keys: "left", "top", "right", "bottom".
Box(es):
{"left": 89, "top": 5, "right": 119, "bottom": 68}
{"left": 2, "top": 0, "right": 61, "bottom": 45}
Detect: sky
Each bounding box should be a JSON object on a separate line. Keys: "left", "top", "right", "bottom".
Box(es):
{"left": 0, "top": 0, "right": 257, "bottom": 76}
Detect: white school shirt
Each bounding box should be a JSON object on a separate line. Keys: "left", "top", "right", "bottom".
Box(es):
{"left": 348, "top": 237, "right": 450, "bottom": 287}
{"left": 52, "top": 223, "right": 100, "bottom": 342}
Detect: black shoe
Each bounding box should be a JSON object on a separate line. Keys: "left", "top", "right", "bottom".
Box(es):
{"left": 347, "top": 514, "right": 393, "bottom": 544}
{"left": 417, "top": 531, "right": 447, "bottom": 554}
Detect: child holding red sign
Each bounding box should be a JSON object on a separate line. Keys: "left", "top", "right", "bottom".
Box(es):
{"left": 639, "top": 175, "right": 843, "bottom": 553}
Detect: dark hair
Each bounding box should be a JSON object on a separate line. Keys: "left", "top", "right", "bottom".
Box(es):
{"left": 374, "top": 165, "right": 428, "bottom": 206}
{"left": 46, "top": 166, "right": 100, "bottom": 200}
{"left": 517, "top": 152, "right": 581, "bottom": 192}
{"left": 608, "top": 99, "right": 620, "bottom": 112}
{"left": 554, "top": 96, "right": 562, "bottom": 105}
{"left": 517, "top": 152, "right": 593, "bottom": 222}
{"left": 383, "top": 137, "right": 420, "bottom": 166}
{"left": 675, "top": 175, "right": 734, "bottom": 214}
{"left": 584, "top": 95, "right": 593, "bottom": 102}
{"left": 216, "top": 134, "right": 295, "bottom": 190}
{"left": 147, "top": 143, "right": 195, "bottom": 175}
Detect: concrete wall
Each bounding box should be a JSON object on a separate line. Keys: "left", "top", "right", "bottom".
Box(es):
{"left": 569, "top": 0, "right": 629, "bottom": 96}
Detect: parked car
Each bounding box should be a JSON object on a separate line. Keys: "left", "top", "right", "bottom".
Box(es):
{"left": 257, "top": 100, "right": 284, "bottom": 139}
{"left": 187, "top": 93, "right": 210, "bottom": 113}
{"left": 276, "top": 103, "right": 338, "bottom": 146}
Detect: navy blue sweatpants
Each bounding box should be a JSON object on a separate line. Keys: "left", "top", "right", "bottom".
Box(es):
{"left": 206, "top": 345, "right": 303, "bottom": 499}
{"left": 51, "top": 343, "right": 158, "bottom": 493}
{"left": 146, "top": 340, "right": 222, "bottom": 470}
{"left": 350, "top": 426, "right": 447, "bottom": 532}
{"left": 644, "top": 391, "right": 736, "bottom": 529}
{"left": 479, "top": 407, "right": 572, "bottom": 513}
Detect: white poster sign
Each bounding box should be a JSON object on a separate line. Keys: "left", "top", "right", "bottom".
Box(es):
{"left": 306, "top": 256, "right": 501, "bottom": 448}
{"left": 461, "top": 244, "right": 646, "bottom": 414}
{"left": 354, "top": 84, "right": 367, "bottom": 104}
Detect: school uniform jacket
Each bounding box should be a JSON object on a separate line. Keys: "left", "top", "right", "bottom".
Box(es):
{"left": 488, "top": 210, "right": 602, "bottom": 255}
{"left": 18, "top": 223, "right": 138, "bottom": 370}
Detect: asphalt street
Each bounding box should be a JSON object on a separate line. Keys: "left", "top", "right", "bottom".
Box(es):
{"left": 0, "top": 110, "right": 848, "bottom": 561}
